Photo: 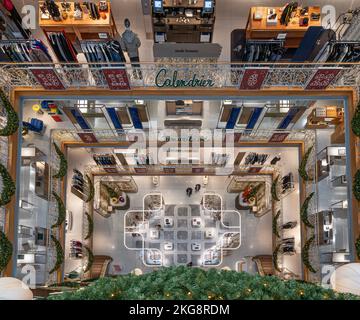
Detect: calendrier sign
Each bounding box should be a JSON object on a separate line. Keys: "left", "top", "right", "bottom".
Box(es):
{"left": 102, "top": 68, "right": 131, "bottom": 90}
{"left": 239, "top": 68, "right": 269, "bottom": 90}
{"left": 30, "top": 68, "right": 65, "bottom": 90}
{"left": 305, "top": 68, "right": 342, "bottom": 90}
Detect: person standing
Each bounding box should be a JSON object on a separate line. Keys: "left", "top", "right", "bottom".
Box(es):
{"left": 121, "top": 18, "right": 142, "bottom": 79}
{"left": 186, "top": 187, "right": 193, "bottom": 197}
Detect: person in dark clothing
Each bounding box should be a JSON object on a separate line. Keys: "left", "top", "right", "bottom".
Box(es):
{"left": 186, "top": 187, "right": 193, "bottom": 197}
{"left": 195, "top": 184, "right": 201, "bottom": 192}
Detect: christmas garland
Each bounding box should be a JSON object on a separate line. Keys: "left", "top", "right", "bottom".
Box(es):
{"left": 353, "top": 170, "right": 360, "bottom": 201}
{"left": 302, "top": 235, "right": 317, "bottom": 273}
{"left": 48, "top": 266, "right": 359, "bottom": 300}
{"left": 272, "top": 210, "right": 281, "bottom": 238}
{"left": 300, "top": 192, "right": 315, "bottom": 228}
{"left": 52, "top": 143, "right": 68, "bottom": 179}
{"left": 84, "top": 212, "right": 94, "bottom": 241}
{"left": 83, "top": 245, "right": 94, "bottom": 273}
{"left": 271, "top": 176, "right": 280, "bottom": 201}
{"left": 351, "top": 103, "right": 360, "bottom": 137}
{"left": 247, "top": 184, "right": 261, "bottom": 199}
{"left": 51, "top": 192, "right": 66, "bottom": 228}
{"left": 272, "top": 243, "right": 282, "bottom": 272}
{"left": 49, "top": 235, "right": 64, "bottom": 274}
{"left": 105, "top": 184, "right": 119, "bottom": 199}
{"left": 355, "top": 235, "right": 360, "bottom": 260}
{"left": 298, "top": 146, "right": 313, "bottom": 181}
{"left": 0, "top": 89, "right": 19, "bottom": 136}
{"left": 85, "top": 175, "right": 94, "bottom": 203}
{"left": 0, "top": 162, "right": 16, "bottom": 207}
{"left": 0, "top": 230, "right": 12, "bottom": 272}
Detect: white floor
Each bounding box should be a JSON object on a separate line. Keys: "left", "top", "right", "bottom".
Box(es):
{"left": 61, "top": 144, "right": 303, "bottom": 276}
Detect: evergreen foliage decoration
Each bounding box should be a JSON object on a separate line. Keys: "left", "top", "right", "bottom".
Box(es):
{"left": 49, "top": 235, "right": 64, "bottom": 274}
{"left": 302, "top": 235, "right": 317, "bottom": 274}
{"left": 85, "top": 175, "right": 94, "bottom": 203}
{"left": 355, "top": 235, "right": 360, "bottom": 260}
{"left": 248, "top": 184, "right": 261, "bottom": 199}
{"left": 0, "top": 89, "right": 19, "bottom": 136}
{"left": 272, "top": 244, "right": 282, "bottom": 272}
{"left": 272, "top": 210, "right": 281, "bottom": 238}
{"left": 271, "top": 176, "right": 280, "bottom": 201}
{"left": 52, "top": 143, "right": 68, "bottom": 179}
{"left": 105, "top": 184, "right": 119, "bottom": 199}
{"left": 84, "top": 212, "right": 94, "bottom": 241}
{"left": 0, "top": 162, "right": 16, "bottom": 207}
{"left": 83, "top": 245, "right": 94, "bottom": 273}
{"left": 351, "top": 104, "right": 360, "bottom": 137}
{"left": 353, "top": 170, "right": 360, "bottom": 201}
{"left": 48, "top": 266, "right": 359, "bottom": 300}
{"left": 298, "top": 146, "right": 313, "bottom": 181}
{"left": 0, "top": 230, "right": 12, "bottom": 272}
{"left": 51, "top": 192, "right": 66, "bottom": 228}
{"left": 300, "top": 192, "right": 315, "bottom": 228}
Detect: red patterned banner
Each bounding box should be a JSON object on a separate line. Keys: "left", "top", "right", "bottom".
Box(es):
{"left": 305, "top": 68, "right": 342, "bottom": 90}
{"left": 134, "top": 167, "right": 147, "bottom": 173}
{"left": 30, "top": 68, "right": 65, "bottom": 90}
{"left": 248, "top": 167, "right": 262, "bottom": 173}
{"left": 102, "top": 68, "right": 131, "bottom": 90}
{"left": 104, "top": 167, "right": 119, "bottom": 174}
{"left": 268, "top": 132, "right": 289, "bottom": 143}
{"left": 240, "top": 68, "right": 269, "bottom": 90}
{"left": 77, "top": 132, "right": 98, "bottom": 143}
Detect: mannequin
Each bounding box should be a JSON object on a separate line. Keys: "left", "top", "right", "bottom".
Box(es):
{"left": 121, "top": 18, "right": 142, "bottom": 79}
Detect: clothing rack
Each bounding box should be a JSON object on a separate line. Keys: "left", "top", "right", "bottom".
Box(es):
{"left": 0, "top": 38, "right": 52, "bottom": 63}
{"left": 315, "top": 39, "right": 360, "bottom": 62}
{"left": 246, "top": 39, "right": 285, "bottom": 45}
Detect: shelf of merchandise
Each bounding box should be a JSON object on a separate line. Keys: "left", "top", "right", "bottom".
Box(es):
{"left": 39, "top": 1, "right": 117, "bottom": 42}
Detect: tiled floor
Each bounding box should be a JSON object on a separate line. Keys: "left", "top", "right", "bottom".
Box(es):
{"left": 124, "top": 202, "right": 241, "bottom": 268}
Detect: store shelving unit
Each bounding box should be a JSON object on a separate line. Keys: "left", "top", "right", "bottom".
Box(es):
{"left": 39, "top": 1, "right": 117, "bottom": 43}
{"left": 152, "top": 0, "right": 216, "bottom": 43}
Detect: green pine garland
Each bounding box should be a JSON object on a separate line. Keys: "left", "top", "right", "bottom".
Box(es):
{"left": 0, "top": 89, "right": 19, "bottom": 136}
{"left": 83, "top": 245, "right": 94, "bottom": 273}
{"left": 0, "top": 162, "right": 16, "bottom": 207}
{"left": 248, "top": 184, "right": 261, "bottom": 199}
{"left": 51, "top": 192, "right": 66, "bottom": 228}
{"left": 49, "top": 235, "right": 64, "bottom": 274}
{"left": 300, "top": 192, "right": 315, "bottom": 228}
{"left": 52, "top": 143, "right": 68, "bottom": 179}
{"left": 84, "top": 212, "right": 94, "bottom": 241}
{"left": 302, "top": 235, "right": 317, "bottom": 274}
{"left": 271, "top": 176, "right": 280, "bottom": 201}
{"left": 48, "top": 266, "right": 359, "bottom": 300}
{"left": 105, "top": 184, "right": 119, "bottom": 199}
{"left": 85, "top": 175, "right": 94, "bottom": 203}
{"left": 353, "top": 170, "right": 360, "bottom": 201}
{"left": 355, "top": 235, "right": 360, "bottom": 260}
{"left": 272, "top": 210, "right": 281, "bottom": 238}
{"left": 0, "top": 230, "right": 12, "bottom": 272}
{"left": 298, "top": 146, "right": 313, "bottom": 181}
{"left": 272, "top": 243, "right": 282, "bottom": 272}
{"left": 351, "top": 104, "right": 360, "bottom": 137}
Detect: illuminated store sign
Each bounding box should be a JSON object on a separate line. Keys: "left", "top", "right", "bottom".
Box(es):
{"left": 155, "top": 68, "right": 215, "bottom": 88}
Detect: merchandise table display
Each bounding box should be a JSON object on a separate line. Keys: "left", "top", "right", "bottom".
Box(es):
{"left": 246, "top": 6, "right": 321, "bottom": 48}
